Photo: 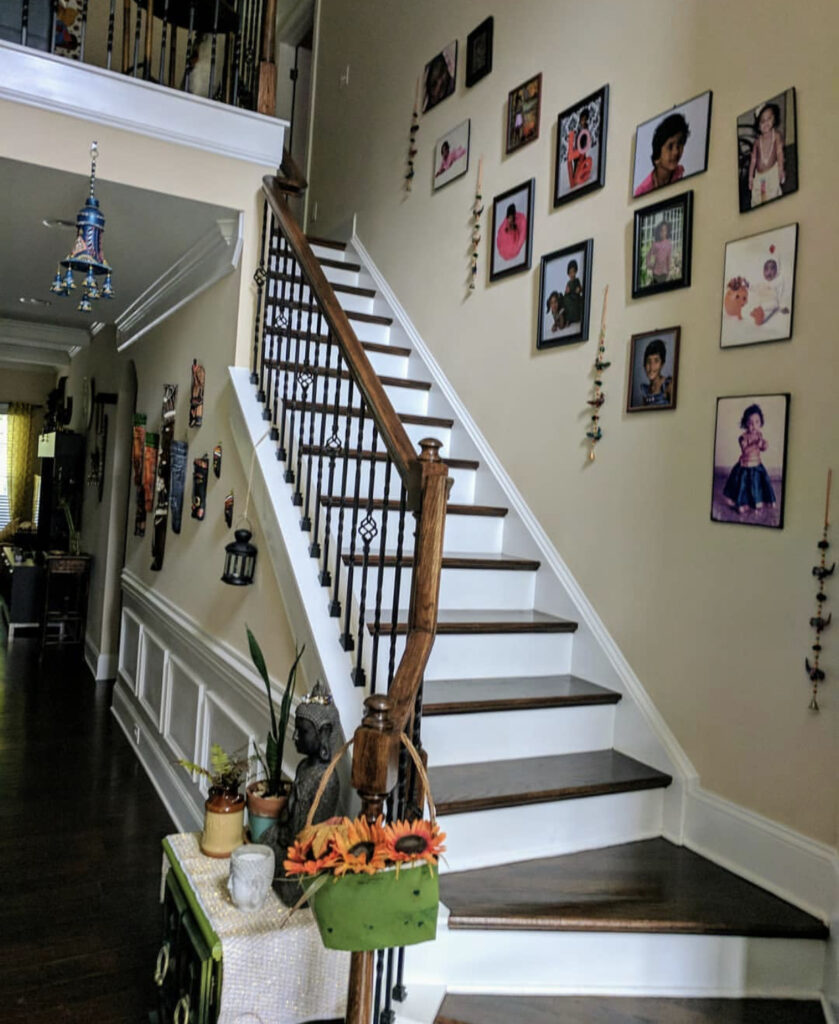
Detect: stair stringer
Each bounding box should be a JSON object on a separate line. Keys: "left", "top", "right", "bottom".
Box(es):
{"left": 349, "top": 230, "right": 695, "bottom": 843}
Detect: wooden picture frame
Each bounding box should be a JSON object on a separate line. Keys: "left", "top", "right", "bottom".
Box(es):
{"left": 554, "top": 85, "right": 609, "bottom": 207}
{"left": 490, "top": 179, "right": 535, "bottom": 282}
{"left": 537, "top": 240, "right": 593, "bottom": 349}
{"left": 626, "top": 327, "right": 680, "bottom": 412}
{"left": 506, "top": 73, "right": 542, "bottom": 154}
{"left": 632, "top": 191, "right": 693, "bottom": 299}
{"left": 465, "top": 17, "right": 493, "bottom": 87}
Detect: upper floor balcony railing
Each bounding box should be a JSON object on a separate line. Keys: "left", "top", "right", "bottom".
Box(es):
{"left": 1, "top": 0, "right": 280, "bottom": 115}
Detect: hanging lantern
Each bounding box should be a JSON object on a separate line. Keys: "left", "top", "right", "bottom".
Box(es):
{"left": 49, "top": 141, "right": 114, "bottom": 312}
{"left": 221, "top": 527, "right": 257, "bottom": 585}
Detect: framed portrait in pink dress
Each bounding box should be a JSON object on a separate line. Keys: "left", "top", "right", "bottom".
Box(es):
{"left": 490, "top": 179, "right": 534, "bottom": 282}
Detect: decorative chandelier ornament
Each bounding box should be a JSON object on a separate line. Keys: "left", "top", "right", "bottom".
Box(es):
{"left": 221, "top": 428, "right": 269, "bottom": 586}
{"left": 50, "top": 141, "right": 114, "bottom": 312}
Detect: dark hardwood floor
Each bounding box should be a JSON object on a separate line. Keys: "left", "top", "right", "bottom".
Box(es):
{"left": 0, "top": 634, "right": 175, "bottom": 1022}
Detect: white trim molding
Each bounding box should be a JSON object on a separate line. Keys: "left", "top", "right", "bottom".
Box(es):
{"left": 0, "top": 316, "right": 89, "bottom": 370}
{"left": 0, "top": 40, "right": 287, "bottom": 167}
{"left": 116, "top": 215, "right": 244, "bottom": 351}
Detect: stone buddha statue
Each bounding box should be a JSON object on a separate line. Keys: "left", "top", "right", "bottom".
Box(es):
{"left": 263, "top": 680, "right": 343, "bottom": 906}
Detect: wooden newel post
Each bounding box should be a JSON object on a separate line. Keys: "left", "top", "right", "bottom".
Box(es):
{"left": 257, "top": 0, "right": 277, "bottom": 115}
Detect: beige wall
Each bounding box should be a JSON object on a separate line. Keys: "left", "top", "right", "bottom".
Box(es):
{"left": 0, "top": 367, "right": 55, "bottom": 406}
{"left": 308, "top": 0, "right": 838, "bottom": 846}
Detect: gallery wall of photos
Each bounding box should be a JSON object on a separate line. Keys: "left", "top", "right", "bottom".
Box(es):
{"left": 414, "top": 20, "right": 799, "bottom": 532}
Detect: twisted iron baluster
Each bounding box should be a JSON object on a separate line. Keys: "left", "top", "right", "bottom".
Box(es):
{"left": 338, "top": 401, "right": 366, "bottom": 653}
{"left": 328, "top": 378, "right": 355, "bottom": 618}
{"left": 283, "top": 261, "right": 303, "bottom": 481}
{"left": 293, "top": 273, "right": 317, "bottom": 506}
{"left": 275, "top": 236, "right": 294, "bottom": 457}
{"left": 271, "top": 237, "right": 292, "bottom": 444}
{"left": 132, "top": 2, "right": 142, "bottom": 76}
{"left": 319, "top": 348, "right": 344, "bottom": 590}
{"left": 369, "top": 456, "right": 393, "bottom": 695}
{"left": 309, "top": 330, "right": 335, "bottom": 560}
{"left": 352, "top": 427, "right": 380, "bottom": 687}
{"left": 20, "top": 0, "right": 29, "bottom": 46}
{"left": 208, "top": 0, "right": 220, "bottom": 98}
{"left": 231, "top": 0, "right": 242, "bottom": 106}
{"left": 300, "top": 304, "right": 324, "bottom": 532}
{"left": 250, "top": 200, "right": 269, "bottom": 386}
{"left": 183, "top": 1, "right": 196, "bottom": 92}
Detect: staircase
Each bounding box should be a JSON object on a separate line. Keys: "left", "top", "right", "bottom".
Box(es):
{"left": 230, "top": 207, "right": 829, "bottom": 1023}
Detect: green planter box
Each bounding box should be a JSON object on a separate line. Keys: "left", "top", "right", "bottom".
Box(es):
{"left": 304, "top": 863, "right": 439, "bottom": 952}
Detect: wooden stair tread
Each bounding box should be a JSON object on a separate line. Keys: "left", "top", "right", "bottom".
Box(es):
{"left": 342, "top": 552, "right": 540, "bottom": 571}
{"left": 300, "top": 444, "right": 478, "bottom": 471}
{"left": 275, "top": 361, "right": 431, "bottom": 391}
{"left": 366, "top": 608, "right": 575, "bottom": 637}
{"left": 279, "top": 301, "right": 392, "bottom": 326}
{"left": 268, "top": 270, "right": 376, "bottom": 298}
{"left": 320, "top": 498, "right": 506, "bottom": 517}
{"left": 314, "top": 255, "right": 362, "bottom": 273}
{"left": 267, "top": 329, "right": 411, "bottom": 358}
{"left": 423, "top": 674, "right": 621, "bottom": 715}
{"left": 429, "top": 750, "right": 670, "bottom": 816}
{"left": 435, "top": 994, "right": 827, "bottom": 1024}
{"left": 439, "top": 837, "right": 828, "bottom": 938}
{"left": 305, "top": 234, "right": 346, "bottom": 250}
{"left": 284, "top": 399, "right": 452, "bottom": 428}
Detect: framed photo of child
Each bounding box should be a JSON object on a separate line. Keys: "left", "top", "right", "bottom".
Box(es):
{"left": 711, "top": 393, "right": 790, "bottom": 529}
{"left": 537, "top": 240, "right": 593, "bottom": 349}
{"left": 506, "top": 74, "right": 542, "bottom": 154}
{"left": 490, "top": 179, "right": 535, "bottom": 282}
{"left": 422, "top": 41, "right": 457, "bottom": 113}
{"left": 554, "top": 85, "right": 609, "bottom": 207}
{"left": 737, "top": 88, "right": 798, "bottom": 213}
{"left": 720, "top": 223, "right": 798, "bottom": 348}
{"left": 465, "top": 16, "right": 493, "bottom": 87}
{"left": 632, "top": 90, "right": 712, "bottom": 198}
{"left": 626, "top": 327, "right": 680, "bottom": 412}
{"left": 433, "top": 120, "right": 470, "bottom": 191}
{"left": 632, "top": 191, "right": 693, "bottom": 299}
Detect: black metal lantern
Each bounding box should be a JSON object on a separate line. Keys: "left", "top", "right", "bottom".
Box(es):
{"left": 221, "top": 527, "right": 257, "bottom": 585}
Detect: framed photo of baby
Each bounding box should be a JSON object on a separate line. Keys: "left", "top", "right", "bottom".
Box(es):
{"left": 711, "top": 393, "right": 789, "bottom": 529}
{"left": 506, "top": 74, "right": 542, "bottom": 154}
{"left": 720, "top": 223, "right": 798, "bottom": 348}
{"left": 490, "top": 179, "right": 535, "bottom": 282}
{"left": 433, "top": 119, "right": 470, "bottom": 191}
{"left": 632, "top": 191, "right": 693, "bottom": 299}
{"left": 537, "top": 239, "right": 593, "bottom": 350}
{"left": 554, "top": 85, "right": 609, "bottom": 207}
{"left": 632, "top": 91, "right": 712, "bottom": 198}
{"left": 737, "top": 87, "right": 798, "bottom": 213}
{"left": 626, "top": 327, "right": 680, "bottom": 412}
{"left": 422, "top": 41, "right": 457, "bottom": 113}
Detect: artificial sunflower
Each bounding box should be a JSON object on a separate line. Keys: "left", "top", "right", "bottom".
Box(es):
{"left": 331, "top": 815, "right": 388, "bottom": 876}
{"left": 382, "top": 818, "right": 446, "bottom": 865}
{"left": 283, "top": 836, "right": 340, "bottom": 876}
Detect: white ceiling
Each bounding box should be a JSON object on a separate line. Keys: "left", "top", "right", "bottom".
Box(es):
{"left": 0, "top": 156, "right": 237, "bottom": 370}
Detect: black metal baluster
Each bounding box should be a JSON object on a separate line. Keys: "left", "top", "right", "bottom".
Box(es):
{"left": 208, "top": 0, "right": 220, "bottom": 98}
{"left": 372, "top": 949, "right": 386, "bottom": 1024}
{"left": 308, "top": 328, "right": 334, "bottom": 560}
{"left": 257, "top": 213, "right": 276, "bottom": 404}
{"left": 387, "top": 485, "right": 409, "bottom": 689}
{"left": 300, "top": 305, "right": 323, "bottom": 531}
{"left": 392, "top": 946, "right": 408, "bottom": 1004}
{"left": 339, "top": 403, "right": 367, "bottom": 653}
{"left": 250, "top": 199, "right": 268, "bottom": 386}
{"left": 319, "top": 348, "right": 344, "bottom": 589}
{"left": 183, "top": 1, "right": 196, "bottom": 92}
{"left": 283, "top": 264, "right": 303, "bottom": 481}
{"left": 271, "top": 238, "right": 293, "bottom": 443}
{"left": 231, "top": 0, "right": 242, "bottom": 105}
{"left": 244, "top": 0, "right": 257, "bottom": 106}
{"left": 293, "top": 277, "right": 317, "bottom": 505}
{"left": 21, "top": 0, "right": 29, "bottom": 46}
{"left": 157, "top": 0, "right": 170, "bottom": 82}
{"left": 106, "top": 0, "right": 117, "bottom": 69}
{"left": 329, "top": 378, "right": 355, "bottom": 618}
{"left": 369, "top": 455, "right": 393, "bottom": 695}
{"left": 48, "top": 0, "right": 57, "bottom": 52}
{"left": 352, "top": 427, "right": 380, "bottom": 687}
{"left": 132, "top": 3, "right": 142, "bottom": 76}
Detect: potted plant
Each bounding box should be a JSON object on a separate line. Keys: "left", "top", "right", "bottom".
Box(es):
{"left": 177, "top": 744, "right": 250, "bottom": 858}
{"left": 245, "top": 627, "right": 305, "bottom": 842}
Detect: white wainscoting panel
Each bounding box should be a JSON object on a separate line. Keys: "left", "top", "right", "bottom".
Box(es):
{"left": 138, "top": 628, "right": 167, "bottom": 729}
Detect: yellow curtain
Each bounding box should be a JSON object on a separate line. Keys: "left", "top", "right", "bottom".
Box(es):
{"left": 7, "top": 403, "right": 37, "bottom": 524}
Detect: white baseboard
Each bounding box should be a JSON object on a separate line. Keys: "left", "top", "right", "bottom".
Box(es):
{"left": 84, "top": 632, "right": 117, "bottom": 681}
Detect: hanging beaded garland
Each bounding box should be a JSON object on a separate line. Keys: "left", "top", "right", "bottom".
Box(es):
{"left": 806, "top": 469, "right": 833, "bottom": 711}
{"left": 405, "top": 77, "right": 420, "bottom": 191}
{"left": 469, "top": 157, "right": 484, "bottom": 291}
{"left": 586, "top": 285, "right": 610, "bottom": 461}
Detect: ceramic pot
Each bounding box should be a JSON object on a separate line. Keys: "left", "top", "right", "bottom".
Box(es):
{"left": 246, "top": 781, "right": 288, "bottom": 843}
{"left": 200, "top": 786, "right": 245, "bottom": 858}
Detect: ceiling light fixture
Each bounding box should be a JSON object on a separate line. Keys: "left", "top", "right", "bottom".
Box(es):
{"left": 49, "top": 141, "right": 114, "bottom": 313}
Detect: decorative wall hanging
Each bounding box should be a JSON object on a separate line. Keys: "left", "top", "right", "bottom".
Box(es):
{"left": 49, "top": 142, "right": 114, "bottom": 312}
{"left": 710, "top": 393, "right": 789, "bottom": 529}
{"left": 224, "top": 491, "right": 235, "bottom": 528}
{"left": 87, "top": 397, "right": 110, "bottom": 502}
{"left": 405, "top": 77, "right": 420, "bottom": 191}
{"left": 806, "top": 469, "right": 833, "bottom": 711}
{"left": 143, "top": 432, "right": 159, "bottom": 513}
{"left": 719, "top": 223, "right": 798, "bottom": 349}
{"left": 632, "top": 91, "right": 712, "bottom": 198}
{"left": 506, "top": 73, "right": 542, "bottom": 154}
{"left": 131, "top": 414, "right": 146, "bottom": 488}
{"left": 586, "top": 286, "right": 610, "bottom": 461}
{"left": 465, "top": 16, "right": 493, "bottom": 87}
{"left": 469, "top": 158, "right": 484, "bottom": 291}
{"left": 433, "top": 119, "right": 470, "bottom": 191}
{"left": 422, "top": 41, "right": 456, "bottom": 113}
{"left": 213, "top": 443, "right": 223, "bottom": 478}
{"left": 555, "top": 85, "right": 609, "bottom": 207}
{"left": 632, "top": 191, "right": 693, "bottom": 299}
{"left": 170, "top": 440, "right": 188, "bottom": 534}
{"left": 190, "top": 359, "right": 205, "bottom": 427}
{"left": 489, "top": 179, "right": 535, "bottom": 282}
{"left": 192, "top": 454, "right": 209, "bottom": 521}
{"left": 136, "top": 432, "right": 157, "bottom": 536}
{"left": 537, "top": 239, "right": 593, "bottom": 349}
{"left": 151, "top": 384, "right": 177, "bottom": 572}
{"left": 737, "top": 87, "right": 797, "bottom": 213}
{"left": 626, "top": 327, "right": 680, "bottom": 413}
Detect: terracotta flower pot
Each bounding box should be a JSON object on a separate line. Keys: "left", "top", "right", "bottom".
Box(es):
{"left": 200, "top": 786, "right": 245, "bottom": 858}
{"left": 246, "top": 781, "right": 288, "bottom": 843}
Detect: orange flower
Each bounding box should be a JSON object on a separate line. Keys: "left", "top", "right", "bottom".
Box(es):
{"left": 283, "top": 836, "right": 339, "bottom": 876}
{"left": 331, "top": 815, "right": 388, "bottom": 875}
{"left": 382, "top": 819, "right": 446, "bottom": 865}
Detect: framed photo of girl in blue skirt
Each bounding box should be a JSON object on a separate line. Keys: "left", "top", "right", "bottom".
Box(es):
{"left": 711, "top": 393, "right": 789, "bottom": 529}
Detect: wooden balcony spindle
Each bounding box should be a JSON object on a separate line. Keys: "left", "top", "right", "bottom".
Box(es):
{"left": 143, "top": 0, "right": 153, "bottom": 78}
{"left": 256, "top": 0, "right": 276, "bottom": 115}
{"left": 106, "top": 0, "right": 116, "bottom": 69}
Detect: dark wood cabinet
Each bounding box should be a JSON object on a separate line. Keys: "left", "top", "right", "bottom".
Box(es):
{"left": 0, "top": 545, "right": 44, "bottom": 639}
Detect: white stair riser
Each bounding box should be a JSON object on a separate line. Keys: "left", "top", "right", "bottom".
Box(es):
{"left": 321, "top": 263, "right": 361, "bottom": 288}
{"left": 304, "top": 337, "right": 410, "bottom": 378}
{"left": 274, "top": 280, "right": 374, "bottom": 316}
{"left": 440, "top": 514, "right": 504, "bottom": 553}
{"left": 420, "top": 631, "right": 574, "bottom": 680}
{"left": 270, "top": 371, "right": 429, "bottom": 417}
{"left": 310, "top": 242, "right": 348, "bottom": 263}
{"left": 437, "top": 788, "right": 664, "bottom": 872}
{"left": 288, "top": 307, "right": 392, "bottom": 345}
{"left": 317, "top": 460, "right": 475, "bottom": 505}
{"left": 423, "top": 703, "right": 616, "bottom": 765}
{"left": 403, "top": 927, "right": 826, "bottom": 999}
{"left": 350, "top": 564, "right": 536, "bottom": 613}
{"left": 278, "top": 413, "right": 450, "bottom": 456}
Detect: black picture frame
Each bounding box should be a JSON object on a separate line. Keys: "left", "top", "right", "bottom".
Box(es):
{"left": 737, "top": 87, "right": 798, "bottom": 213}
{"left": 422, "top": 41, "right": 457, "bottom": 113}
{"left": 433, "top": 119, "right": 470, "bottom": 191}
{"left": 711, "top": 393, "right": 790, "bottom": 530}
{"left": 554, "top": 85, "right": 609, "bottom": 207}
{"left": 465, "top": 16, "right": 493, "bottom": 87}
{"left": 632, "top": 190, "right": 693, "bottom": 299}
{"left": 506, "top": 73, "right": 542, "bottom": 154}
{"left": 537, "top": 240, "right": 593, "bottom": 349}
{"left": 490, "top": 179, "right": 535, "bottom": 282}
{"left": 626, "top": 327, "right": 680, "bottom": 412}
{"left": 632, "top": 90, "right": 712, "bottom": 199}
